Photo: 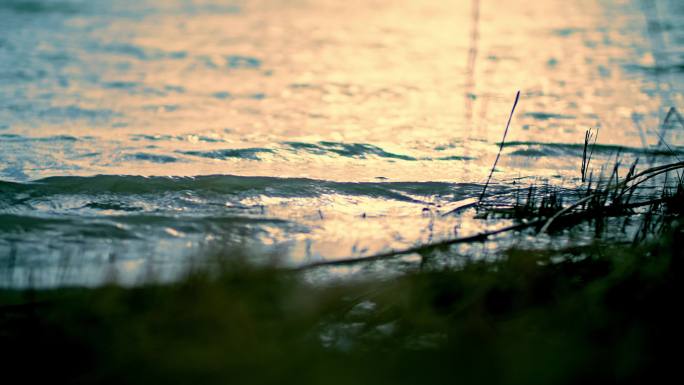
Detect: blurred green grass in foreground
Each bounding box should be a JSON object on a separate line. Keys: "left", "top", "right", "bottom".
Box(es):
{"left": 1, "top": 219, "right": 681, "bottom": 385}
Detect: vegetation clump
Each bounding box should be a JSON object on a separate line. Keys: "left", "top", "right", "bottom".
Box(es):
{"left": 1, "top": 215, "right": 681, "bottom": 384}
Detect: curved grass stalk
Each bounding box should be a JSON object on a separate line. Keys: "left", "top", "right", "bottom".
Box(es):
{"left": 539, "top": 161, "right": 684, "bottom": 233}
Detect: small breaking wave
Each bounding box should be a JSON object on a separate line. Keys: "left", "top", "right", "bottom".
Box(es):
{"left": 285, "top": 141, "right": 417, "bottom": 161}
{"left": 0, "top": 174, "right": 483, "bottom": 201}
{"left": 179, "top": 148, "right": 275, "bottom": 160}
{"left": 503, "top": 141, "right": 684, "bottom": 157}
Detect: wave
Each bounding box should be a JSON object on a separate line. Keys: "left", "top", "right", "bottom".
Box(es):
{"left": 502, "top": 141, "right": 684, "bottom": 157}
{"left": 0, "top": 174, "right": 492, "bottom": 288}
{"left": 0, "top": 0, "right": 79, "bottom": 15}
{"left": 0, "top": 174, "right": 482, "bottom": 201}
{"left": 179, "top": 148, "right": 275, "bottom": 161}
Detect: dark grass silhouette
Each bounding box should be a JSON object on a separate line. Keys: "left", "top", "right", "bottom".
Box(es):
{"left": 581, "top": 127, "right": 598, "bottom": 182}
{"left": 479, "top": 90, "right": 521, "bottom": 203}
{"left": 0, "top": 219, "right": 681, "bottom": 385}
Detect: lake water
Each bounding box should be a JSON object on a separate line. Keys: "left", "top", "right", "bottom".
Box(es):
{"left": 1, "top": 0, "right": 683, "bottom": 287}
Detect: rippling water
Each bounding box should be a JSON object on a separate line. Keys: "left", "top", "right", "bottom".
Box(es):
{"left": 1, "top": 0, "right": 683, "bottom": 286}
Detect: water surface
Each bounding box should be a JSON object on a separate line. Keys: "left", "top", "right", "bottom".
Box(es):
{"left": 1, "top": 0, "right": 683, "bottom": 286}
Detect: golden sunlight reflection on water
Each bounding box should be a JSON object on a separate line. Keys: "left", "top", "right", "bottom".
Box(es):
{"left": 1, "top": 0, "right": 681, "bottom": 182}
{"left": 0, "top": 0, "right": 683, "bottom": 286}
